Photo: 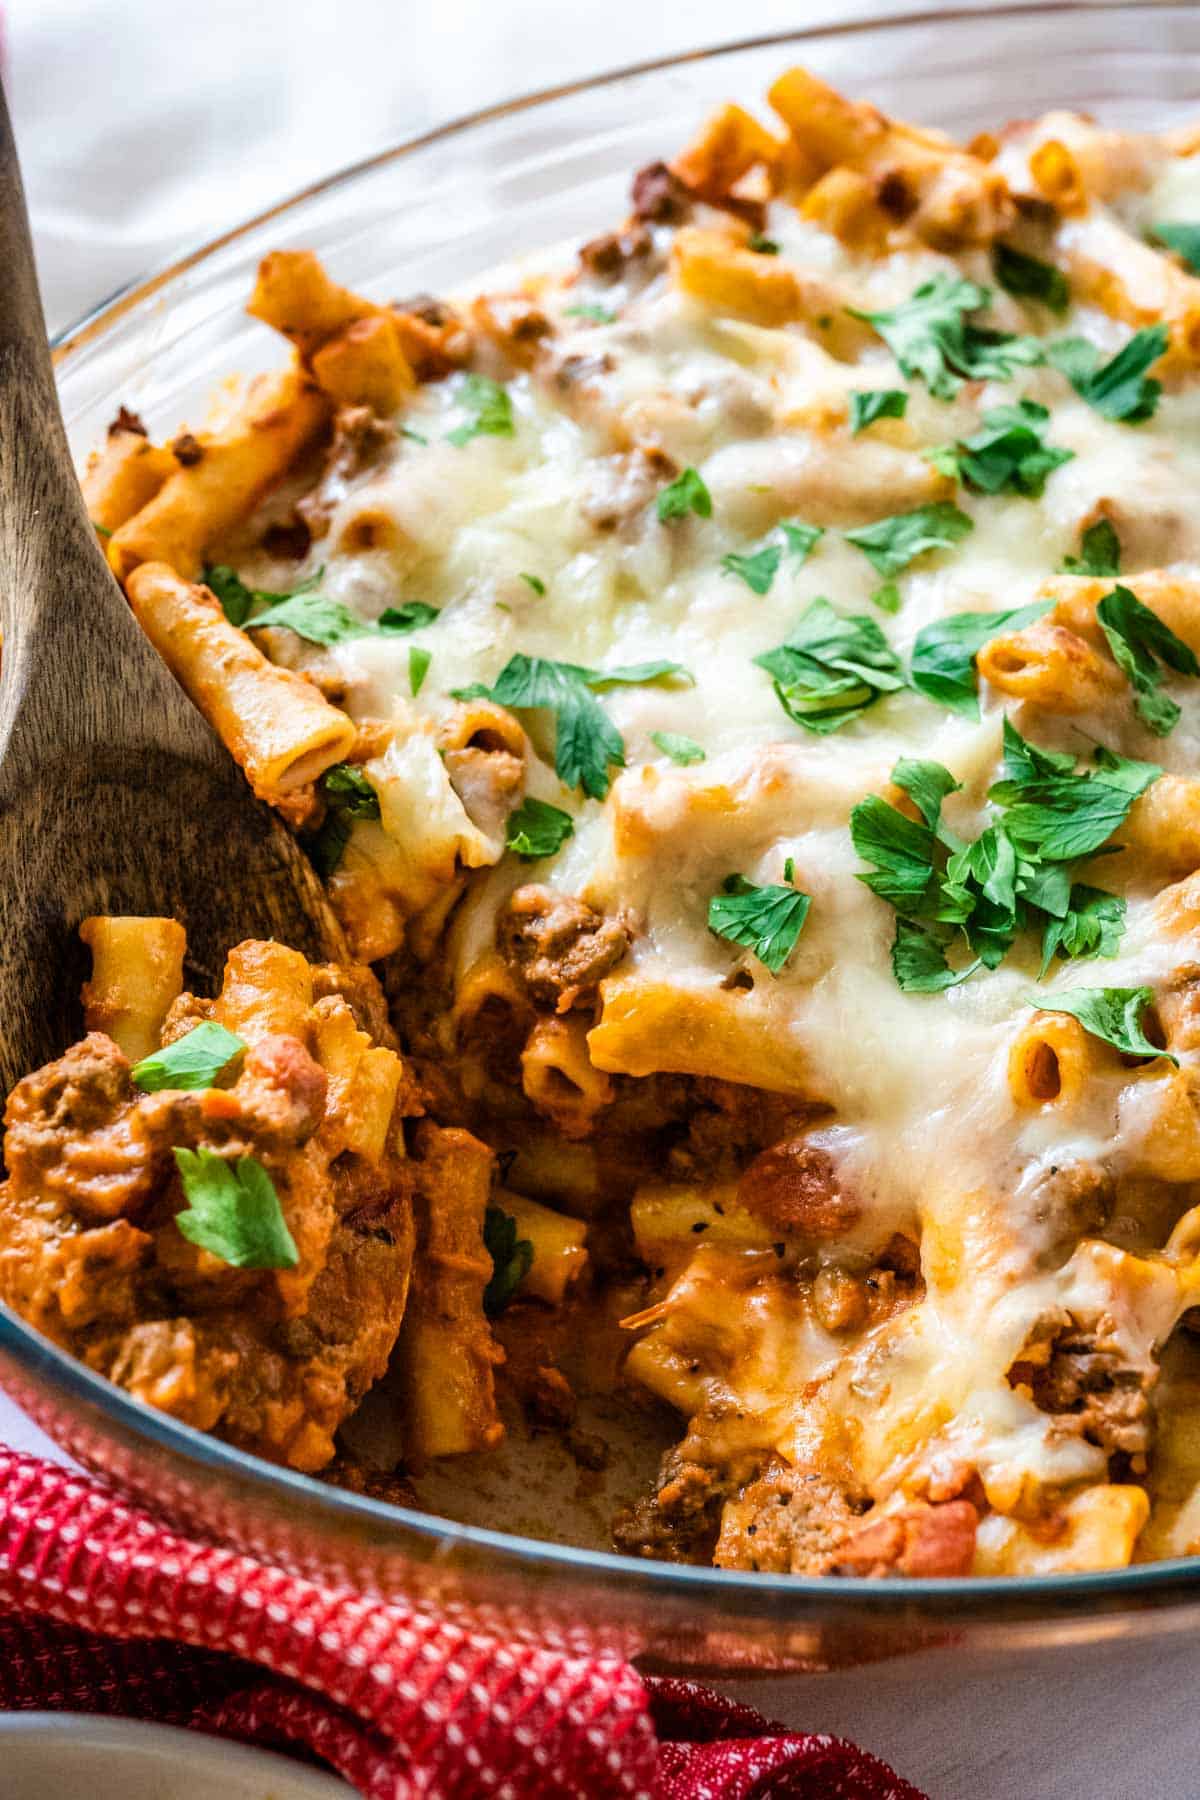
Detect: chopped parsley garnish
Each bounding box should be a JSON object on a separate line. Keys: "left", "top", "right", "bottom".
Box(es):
{"left": 377, "top": 600, "right": 440, "bottom": 633}
{"left": 754, "top": 598, "right": 906, "bottom": 735}
{"left": 1047, "top": 324, "right": 1168, "bottom": 424}
{"left": 565, "top": 302, "right": 619, "bottom": 323}
{"left": 399, "top": 424, "right": 429, "bottom": 445}
{"left": 871, "top": 580, "right": 902, "bottom": 615}
{"left": 132, "top": 1021, "right": 245, "bottom": 1094}
{"left": 173, "top": 1147, "right": 298, "bottom": 1270}
{"left": 890, "top": 917, "right": 979, "bottom": 993}
{"left": 505, "top": 796, "right": 575, "bottom": 859}
{"left": 650, "top": 731, "right": 706, "bottom": 765}
{"left": 656, "top": 466, "right": 712, "bottom": 523}
{"left": 707, "top": 860, "right": 811, "bottom": 975}
{"left": 244, "top": 592, "right": 368, "bottom": 643}
{"left": 721, "top": 519, "right": 825, "bottom": 593}
{"left": 849, "top": 389, "right": 908, "bottom": 434}
{"left": 454, "top": 654, "right": 691, "bottom": 799}
{"left": 1152, "top": 222, "right": 1200, "bottom": 273}
{"left": 203, "top": 563, "right": 257, "bottom": 626}
{"left": 844, "top": 501, "right": 973, "bottom": 580}
{"left": 1061, "top": 518, "right": 1121, "bottom": 577}
{"left": 409, "top": 645, "right": 432, "bottom": 696}
{"left": 940, "top": 400, "right": 1074, "bottom": 499}
{"left": 1096, "top": 583, "right": 1199, "bottom": 735}
{"left": 909, "top": 600, "right": 1054, "bottom": 718}
{"left": 202, "top": 563, "right": 323, "bottom": 629}
{"left": 520, "top": 573, "right": 546, "bottom": 595}
{"left": 323, "top": 763, "right": 380, "bottom": 813}
{"left": 446, "top": 373, "right": 515, "bottom": 446}
{"left": 1037, "top": 886, "right": 1126, "bottom": 978}
{"left": 302, "top": 762, "right": 381, "bottom": 878}
{"left": 1029, "top": 987, "right": 1175, "bottom": 1064}
{"left": 93, "top": 522, "right": 112, "bottom": 539}
{"left": 779, "top": 520, "right": 825, "bottom": 564}
{"left": 242, "top": 588, "right": 438, "bottom": 647}
{"left": 747, "top": 232, "right": 780, "bottom": 254}
{"left": 851, "top": 724, "right": 1153, "bottom": 991}
{"left": 992, "top": 243, "right": 1070, "bottom": 313}
{"left": 989, "top": 720, "right": 1159, "bottom": 862}
{"left": 721, "top": 542, "right": 782, "bottom": 596}
{"left": 849, "top": 273, "right": 1043, "bottom": 400}
{"left": 483, "top": 1205, "right": 533, "bottom": 1314}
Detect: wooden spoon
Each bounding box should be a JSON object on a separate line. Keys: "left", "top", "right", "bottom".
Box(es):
{"left": 0, "top": 84, "right": 344, "bottom": 1093}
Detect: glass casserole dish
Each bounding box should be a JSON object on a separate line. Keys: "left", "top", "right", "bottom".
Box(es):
{"left": 7, "top": 0, "right": 1200, "bottom": 1672}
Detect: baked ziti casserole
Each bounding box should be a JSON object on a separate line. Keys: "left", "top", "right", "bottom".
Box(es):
{"left": 10, "top": 69, "right": 1200, "bottom": 1578}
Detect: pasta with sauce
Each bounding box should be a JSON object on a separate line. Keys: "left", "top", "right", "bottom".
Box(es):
{"left": 14, "top": 66, "right": 1200, "bottom": 1577}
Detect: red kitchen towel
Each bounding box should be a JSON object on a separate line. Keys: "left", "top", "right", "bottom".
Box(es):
{"left": 0, "top": 1447, "right": 924, "bottom": 1798}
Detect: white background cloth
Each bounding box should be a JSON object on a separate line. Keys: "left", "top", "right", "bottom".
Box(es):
{"left": 6, "top": 0, "right": 1200, "bottom": 1791}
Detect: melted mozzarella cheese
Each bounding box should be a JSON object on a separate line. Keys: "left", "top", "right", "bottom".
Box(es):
{"left": 234, "top": 144, "right": 1200, "bottom": 1519}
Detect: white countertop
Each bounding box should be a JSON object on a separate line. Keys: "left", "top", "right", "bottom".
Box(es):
{"left": 6, "top": 1, "right": 1200, "bottom": 1791}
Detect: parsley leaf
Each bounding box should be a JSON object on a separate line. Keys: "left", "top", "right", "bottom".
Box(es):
{"left": 377, "top": 601, "right": 440, "bottom": 633}
{"left": 720, "top": 518, "right": 826, "bottom": 593}
{"left": 910, "top": 600, "right": 1054, "bottom": 717}
{"left": 721, "top": 542, "right": 782, "bottom": 595}
{"left": 399, "top": 424, "right": 429, "bottom": 445}
{"left": 243, "top": 590, "right": 438, "bottom": 646}
{"left": 1061, "top": 518, "right": 1121, "bottom": 577}
{"left": 992, "top": 243, "right": 1070, "bottom": 313}
{"left": 891, "top": 918, "right": 981, "bottom": 993}
{"left": 990, "top": 719, "right": 1159, "bottom": 861}
{"left": 708, "top": 870, "right": 811, "bottom": 974}
{"left": 1152, "top": 222, "right": 1200, "bottom": 273}
{"left": 779, "top": 520, "right": 825, "bottom": 564}
{"left": 852, "top": 735, "right": 1136, "bottom": 991}
{"left": 844, "top": 501, "right": 973, "bottom": 579}
{"left": 650, "top": 731, "right": 705, "bottom": 765}
{"left": 132, "top": 1021, "right": 246, "bottom": 1093}
{"left": 520, "top": 573, "right": 546, "bottom": 595}
{"left": 565, "top": 302, "right": 618, "bottom": 323}
{"left": 944, "top": 400, "right": 1074, "bottom": 499}
{"left": 446, "top": 373, "right": 515, "bottom": 446}
{"left": 849, "top": 389, "right": 908, "bottom": 434}
{"left": 1048, "top": 324, "right": 1168, "bottom": 423}
{"left": 1038, "top": 885, "right": 1126, "bottom": 977}
{"left": 459, "top": 654, "right": 691, "bottom": 799}
{"left": 173, "top": 1147, "right": 298, "bottom": 1270}
{"left": 1091, "top": 743, "right": 1165, "bottom": 793}
{"left": 1029, "top": 987, "right": 1175, "bottom": 1063}
{"left": 850, "top": 792, "right": 942, "bottom": 913}
{"left": 409, "top": 645, "right": 431, "bottom": 696}
{"left": 871, "top": 581, "right": 901, "bottom": 615}
{"left": 245, "top": 592, "right": 368, "bottom": 644}
{"left": 657, "top": 466, "right": 712, "bottom": 522}
{"left": 989, "top": 717, "right": 1076, "bottom": 791}
{"left": 849, "top": 272, "right": 1043, "bottom": 400}
{"left": 302, "top": 762, "right": 380, "bottom": 878}
{"left": 483, "top": 1205, "right": 534, "bottom": 1315}
{"left": 893, "top": 756, "right": 962, "bottom": 829}
{"left": 505, "top": 796, "right": 575, "bottom": 860}
{"left": 320, "top": 762, "right": 380, "bottom": 816}
{"left": 203, "top": 564, "right": 256, "bottom": 626}
{"left": 1096, "top": 583, "right": 1199, "bottom": 736}
{"left": 747, "top": 232, "right": 780, "bottom": 254}
{"left": 754, "top": 598, "right": 906, "bottom": 734}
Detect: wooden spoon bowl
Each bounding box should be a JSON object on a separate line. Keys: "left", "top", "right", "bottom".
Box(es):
{"left": 0, "top": 84, "right": 342, "bottom": 1094}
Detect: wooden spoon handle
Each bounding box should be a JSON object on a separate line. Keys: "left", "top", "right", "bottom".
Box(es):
{"left": 0, "top": 79, "right": 133, "bottom": 682}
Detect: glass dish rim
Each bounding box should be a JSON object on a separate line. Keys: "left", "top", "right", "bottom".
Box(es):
{"left": 32, "top": 0, "right": 1200, "bottom": 1616}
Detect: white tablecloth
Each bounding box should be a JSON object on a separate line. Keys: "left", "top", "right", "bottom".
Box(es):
{"left": 7, "top": 1, "right": 1200, "bottom": 1790}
